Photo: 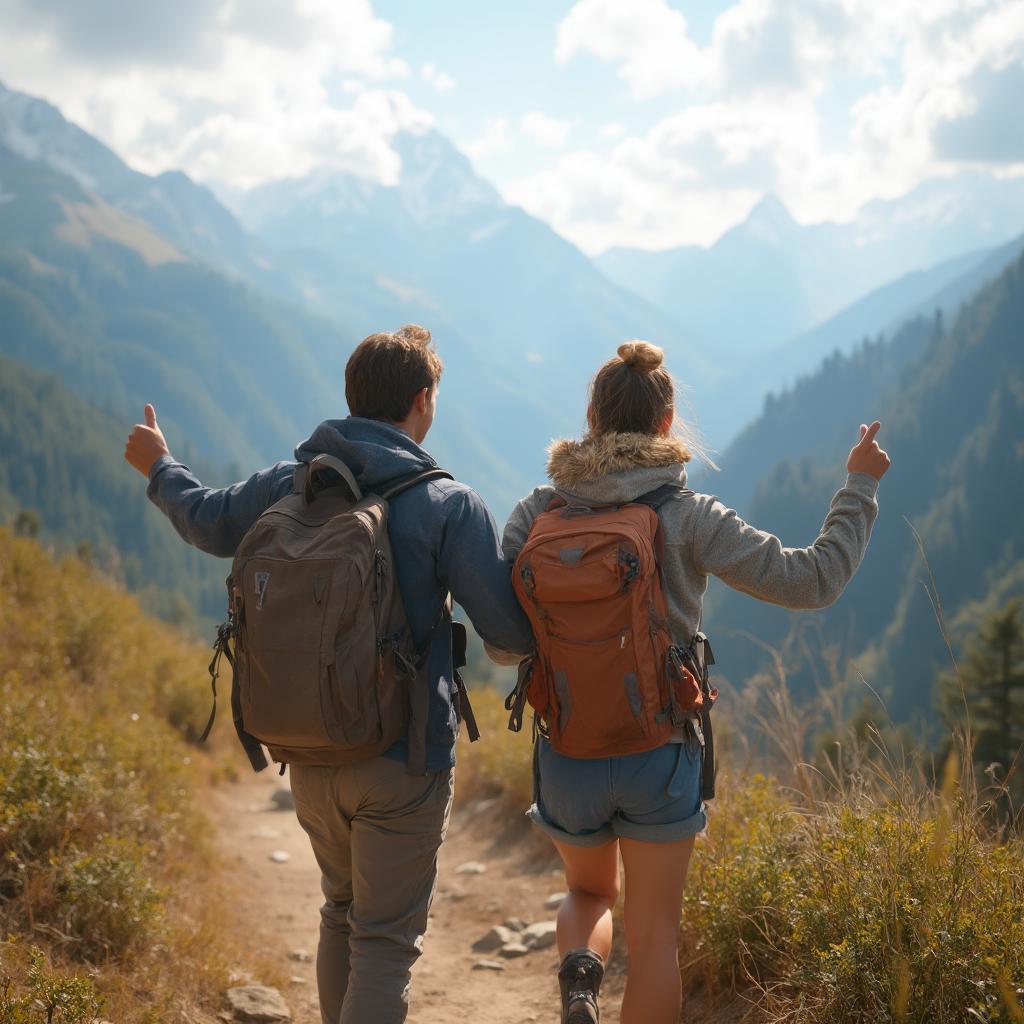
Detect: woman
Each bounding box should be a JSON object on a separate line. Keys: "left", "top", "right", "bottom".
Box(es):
{"left": 493, "top": 341, "right": 890, "bottom": 1024}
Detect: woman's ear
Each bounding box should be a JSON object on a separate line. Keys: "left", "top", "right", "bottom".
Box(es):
{"left": 586, "top": 403, "right": 596, "bottom": 431}
{"left": 658, "top": 410, "right": 673, "bottom": 436}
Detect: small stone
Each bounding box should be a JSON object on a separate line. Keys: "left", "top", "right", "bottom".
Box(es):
{"left": 499, "top": 942, "right": 530, "bottom": 959}
{"left": 288, "top": 950, "right": 313, "bottom": 963}
{"left": 472, "top": 925, "right": 517, "bottom": 953}
{"left": 454, "top": 861, "right": 486, "bottom": 875}
{"left": 437, "top": 887, "right": 468, "bottom": 902}
{"left": 462, "top": 797, "right": 497, "bottom": 818}
{"left": 288, "top": 977, "right": 307, "bottom": 985}
{"left": 544, "top": 892, "right": 567, "bottom": 910}
{"left": 225, "top": 984, "right": 291, "bottom": 1022}
{"left": 250, "top": 826, "right": 281, "bottom": 840}
{"left": 472, "top": 959, "right": 506, "bottom": 972}
{"left": 270, "top": 787, "right": 295, "bottom": 811}
{"left": 503, "top": 917, "right": 527, "bottom": 933}
{"left": 269, "top": 850, "right": 290, "bottom": 863}
{"left": 522, "top": 921, "right": 558, "bottom": 950}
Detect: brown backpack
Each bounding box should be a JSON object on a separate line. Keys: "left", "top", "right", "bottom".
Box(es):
{"left": 505, "top": 487, "right": 718, "bottom": 789}
{"left": 202, "top": 454, "right": 467, "bottom": 775}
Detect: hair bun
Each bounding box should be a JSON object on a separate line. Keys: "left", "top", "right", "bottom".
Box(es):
{"left": 617, "top": 341, "right": 664, "bottom": 373}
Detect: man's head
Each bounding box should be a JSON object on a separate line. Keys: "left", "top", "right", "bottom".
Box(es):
{"left": 345, "top": 324, "right": 443, "bottom": 444}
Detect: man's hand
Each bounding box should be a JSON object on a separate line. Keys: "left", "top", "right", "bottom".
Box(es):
{"left": 847, "top": 420, "right": 891, "bottom": 481}
{"left": 124, "top": 403, "right": 171, "bottom": 478}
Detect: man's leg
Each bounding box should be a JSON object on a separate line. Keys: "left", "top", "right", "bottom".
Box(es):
{"left": 340, "top": 757, "right": 454, "bottom": 1024}
{"left": 291, "top": 764, "right": 356, "bottom": 1024}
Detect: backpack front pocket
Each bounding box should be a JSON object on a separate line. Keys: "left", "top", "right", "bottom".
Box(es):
{"left": 545, "top": 629, "right": 650, "bottom": 757}
{"left": 238, "top": 557, "right": 348, "bottom": 747}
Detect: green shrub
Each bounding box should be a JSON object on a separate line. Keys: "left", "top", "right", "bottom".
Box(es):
{"left": 57, "top": 839, "right": 164, "bottom": 960}
{"left": 0, "top": 945, "right": 104, "bottom": 1024}
{"left": 683, "top": 773, "right": 1024, "bottom": 1023}
{"left": 0, "top": 529, "right": 241, "bottom": 1018}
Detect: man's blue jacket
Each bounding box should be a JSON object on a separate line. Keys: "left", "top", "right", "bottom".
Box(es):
{"left": 147, "top": 416, "right": 533, "bottom": 772}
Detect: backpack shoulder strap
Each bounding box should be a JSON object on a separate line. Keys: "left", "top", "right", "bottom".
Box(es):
{"left": 631, "top": 482, "right": 692, "bottom": 582}
{"left": 632, "top": 482, "right": 693, "bottom": 510}
{"left": 379, "top": 467, "right": 453, "bottom": 501}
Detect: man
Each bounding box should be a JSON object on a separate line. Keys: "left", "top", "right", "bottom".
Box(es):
{"left": 124, "top": 324, "right": 533, "bottom": 1024}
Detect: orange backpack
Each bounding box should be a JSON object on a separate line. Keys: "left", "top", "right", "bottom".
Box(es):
{"left": 505, "top": 486, "right": 717, "bottom": 774}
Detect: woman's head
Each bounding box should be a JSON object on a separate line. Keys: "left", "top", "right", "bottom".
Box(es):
{"left": 585, "top": 340, "right": 716, "bottom": 468}
{"left": 588, "top": 341, "right": 675, "bottom": 436}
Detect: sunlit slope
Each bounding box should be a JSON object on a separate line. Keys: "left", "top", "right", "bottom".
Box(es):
{"left": 705, "top": 251, "right": 1024, "bottom": 727}
{"left": 0, "top": 527, "right": 241, "bottom": 1021}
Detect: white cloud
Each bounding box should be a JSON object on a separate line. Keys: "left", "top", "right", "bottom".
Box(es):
{"left": 421, "top": 62, "right": 456, "bottom": 93}
{"left": 521, "top": 111, "right": 572, "bottom": 148}
{"left": 530, "top": 0, "right": 1024, "bottom": 252}
{"left": 600, "top": 123, "right": 625, "bottom": 139}
{"left": 556, "top": 0, "right": 709, "bottom": 98}
{"left": 462, "top": 117, "right": 512, "bottom": 162}
{"left": 0, "top": 0, "right": 431, "bottom": 187}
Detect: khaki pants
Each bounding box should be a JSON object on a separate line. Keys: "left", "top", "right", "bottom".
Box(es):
{"left": 290, "top": 757, "right": 454, "bottom": 1024}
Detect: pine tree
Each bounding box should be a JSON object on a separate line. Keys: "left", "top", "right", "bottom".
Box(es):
{"left": 940, "top": 598, "right": 1024, "bottom": 778}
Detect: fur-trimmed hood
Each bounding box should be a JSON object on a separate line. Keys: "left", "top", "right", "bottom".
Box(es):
{"left": 546, "top": 431, "right": 689, "bottom": 503}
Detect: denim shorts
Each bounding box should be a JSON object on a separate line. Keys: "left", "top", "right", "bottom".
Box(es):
{"left": 528, "top": 735, "right": 707, "bottom": 846}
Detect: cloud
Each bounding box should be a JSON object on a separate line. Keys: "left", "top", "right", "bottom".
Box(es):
{"left": 933, "top": 61, "right": 1024, "bottom": 164}
{"left": 421, "top": 63, "right": 456, "bottom": 93}
{"left": 521, "top": 111, "right": 572, "bottom": 148}
{"left": 1, "top": 0, "right": 222, "bottom": 66}
{"left": 462, "top": 117, "right": 512, "bottom": 162}
{"left": 529, "top": 0, "right": 1024, "bottom": 252}
{"left": 0, "top": 0, "right": 424, "bottom": 187}
{"left": 555, "top": 0, "right": 708, "bottom": 98}
{"left": 505, "top": 146, "right": 760, "bottom": 253}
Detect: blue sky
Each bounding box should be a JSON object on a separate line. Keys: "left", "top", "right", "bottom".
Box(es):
{"left": 1, "top": 0, "right": 1021, "bottom": 253}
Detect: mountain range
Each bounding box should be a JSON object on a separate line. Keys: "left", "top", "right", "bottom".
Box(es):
{"left": 0, "top": 78, "right": 1022, "bottom": 733}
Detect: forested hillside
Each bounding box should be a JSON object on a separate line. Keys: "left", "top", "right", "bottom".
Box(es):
{"left": 0, "top": 144, "right": 348, "bottom": 471}
{"left": 0, "top": 354, "right": 227, "bottom": 623}
{"left": 706, "top": 251, "right": 1024, "bottom": 732}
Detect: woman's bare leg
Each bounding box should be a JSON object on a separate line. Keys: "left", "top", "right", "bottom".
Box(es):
{"left": 552, "top": 838, "right": 621, "bottom": 961}
{"left": 618, "top": 836, "right": 695, "bottom": 1024}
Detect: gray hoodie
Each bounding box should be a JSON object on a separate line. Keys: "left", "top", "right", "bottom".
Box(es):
{"left": 494, "top": 431, "right": 879, "bottom": 662}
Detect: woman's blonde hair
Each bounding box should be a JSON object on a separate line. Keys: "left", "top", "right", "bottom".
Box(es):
{"left": 589, "top": 341, "right": 714, "bottom": 466}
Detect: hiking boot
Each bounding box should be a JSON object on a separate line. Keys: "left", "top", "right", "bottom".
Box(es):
{"left": 558, "top": 947, "right": 604, "bottom": 1024}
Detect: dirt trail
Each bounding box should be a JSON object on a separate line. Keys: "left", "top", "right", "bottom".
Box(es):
{"left": 212, "top": 770, "right": 627, "bottom": 1024}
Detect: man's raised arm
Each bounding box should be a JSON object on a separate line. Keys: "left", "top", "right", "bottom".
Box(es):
{"left": 125, "top": 403, "right": 294, "bottom": 558}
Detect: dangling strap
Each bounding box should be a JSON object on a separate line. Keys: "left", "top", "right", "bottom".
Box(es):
{"left": 505, "top": 658, "right": 533, "bottom": 733}
{"left": 232, "top": 667, "right": 269, "bottom": 773}
{"left": 689, "top": 632, "right": 718, "bottom": 801}
{"left": 199, "top": 619, "right": 233, "bottom": 743}
{"left": 451, "top": 620, "right": 480, "bottom": 743}
{"left": 200, "top": 611, "right": 267, "bottom": 772}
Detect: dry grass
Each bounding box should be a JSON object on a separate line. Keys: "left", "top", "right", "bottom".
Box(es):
{"left": 456, "top": 683, "right": 534, "bottom": 813}
{"left": 0, "top": 528, "right": 254, "bottom": 1023}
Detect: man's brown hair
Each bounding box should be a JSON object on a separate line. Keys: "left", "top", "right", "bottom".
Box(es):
{"left": 345, "top": 324, "right": 444, "bottom": 421}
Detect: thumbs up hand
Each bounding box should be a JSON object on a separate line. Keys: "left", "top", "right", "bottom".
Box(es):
{"left": 124, "top": 403, "right": 172, "bottom": 478}
{"left": 847, "top": 420, "right": 891, "bottom": 481}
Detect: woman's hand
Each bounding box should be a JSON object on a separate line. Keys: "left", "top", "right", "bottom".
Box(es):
{"left": 847, "top": 420, "right": 890, "bottom": 481}
{"left": 124, "top": 403, "right": 171, "bottom": 477}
